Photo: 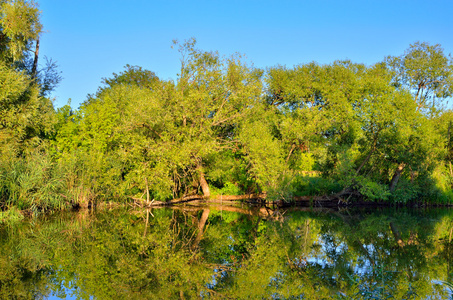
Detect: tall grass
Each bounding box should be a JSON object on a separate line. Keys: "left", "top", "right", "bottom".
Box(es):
{"left": 0, "top": 152, "right": 68, "bottom": 212}
{"left": 55, "top": 151, "right": 97, "bottom": 208}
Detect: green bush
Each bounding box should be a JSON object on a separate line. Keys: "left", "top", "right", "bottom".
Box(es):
{"left": 290, "top": 175, "right": 342, "bottom": 197}
{"left": 211, "top": 181, "right": 242, "bottom": 196}
{"left": 389, "top": 178, "right": 420, "bottom": 204}
{"left": 356, "top": 177, "right": 390, "bottom": 201}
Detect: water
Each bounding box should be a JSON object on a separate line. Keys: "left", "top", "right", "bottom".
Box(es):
{"left": 1, "top": 205, "right": 452, "bottom": 299}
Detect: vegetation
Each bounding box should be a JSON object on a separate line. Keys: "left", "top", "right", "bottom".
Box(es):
{"left": 1, "top": 0, "right": 453, "bottom": 215}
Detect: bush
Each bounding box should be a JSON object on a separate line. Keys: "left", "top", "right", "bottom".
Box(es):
{"left": 211, "top": 181, "right": 242, "bottom": 196}
{"left": 389, "top": 178, "right": 420, "bottom": 204}
{"left": 290, "top": 174, "right": 342, "bottom": 197}
{"left": 357, "top": 179, "right": 390, "bottom": 201}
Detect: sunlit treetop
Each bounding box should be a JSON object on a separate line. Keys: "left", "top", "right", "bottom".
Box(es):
{"left": 0, "top": 0, "right": 41, "bottom": 64}
{"left": 385, "top": 41, "right": 453, "bottom": 115}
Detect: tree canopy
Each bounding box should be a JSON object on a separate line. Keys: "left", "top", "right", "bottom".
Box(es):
{"left": 1, "top": 1, "right": 453, "bottom": 212}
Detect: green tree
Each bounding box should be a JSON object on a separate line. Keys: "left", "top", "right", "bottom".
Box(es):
{"left": 385, "top": 42, "right": 453, "bottom": 199}
{"left": 0, "top": 0, "right": 41, "bottom": 64}
{"left": 0, "top": 0, "right": 55, "bottom": 158}
{"left": 385, "top": 41, "right": 453, "bottom": 115}
{"left": 0, "top": 1, "right": 65, "bottom": 212}
{"left": 264, "top": 59, "right": 440, "bottom": 201}
{"left": 56, "top": 39, "right": 264, "bottom": 202}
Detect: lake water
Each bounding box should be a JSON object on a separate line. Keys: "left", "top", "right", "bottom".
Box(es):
{"left": 1, "top": 205, "right": 452, "bottom": 299}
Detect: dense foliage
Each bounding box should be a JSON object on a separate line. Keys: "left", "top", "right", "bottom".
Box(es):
{"left": 1, "top": 1, "right": 453, "bottom": 214}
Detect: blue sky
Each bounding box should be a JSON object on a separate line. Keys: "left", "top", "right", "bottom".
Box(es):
{"left": 37, "top": 0, "right": 453, "bottom": 108}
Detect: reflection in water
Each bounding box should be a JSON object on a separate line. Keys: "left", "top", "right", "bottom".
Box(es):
{"left": 0, "top": 206, "right": 453, "bottom": 299}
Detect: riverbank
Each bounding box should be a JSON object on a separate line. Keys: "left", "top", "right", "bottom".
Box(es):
{"left": 127, "top": 192, "right": 453, "bottom": 209}
{"left": 2, "top": 190, "right": 452, "bottom": 226}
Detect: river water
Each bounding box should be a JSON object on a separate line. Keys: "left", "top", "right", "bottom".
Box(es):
{"left": 1, "top": 205, "right": 452, "bottom": 299}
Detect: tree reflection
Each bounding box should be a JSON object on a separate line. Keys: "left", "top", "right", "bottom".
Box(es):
{"left": 1, "top": 207, "right": 453, "bottom": 299}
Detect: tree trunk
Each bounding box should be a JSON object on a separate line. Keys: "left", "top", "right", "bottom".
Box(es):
{"left": 191, "top": 209, "right": 210, "bottom": 250}
{"left": 199, "top": 172, "right": 210, "bottom": 198}
{"left": 197, "top": 162, "right": 210, "bottom": 198}
{"left": 389, "top": 163, "right": 405, "bottom": 192}
{"left": 390, "top": 222, "right": 405, "bottom": 248}
{"left": 286, "top": 143, "right": 296, "bottom": 163}
{"left": 32, "top": 37, "right": 40, "bottom": 79}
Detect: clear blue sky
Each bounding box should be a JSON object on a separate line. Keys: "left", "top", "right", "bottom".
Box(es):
{"left": 37, "top": 0, "right": 453, "bottom": 109}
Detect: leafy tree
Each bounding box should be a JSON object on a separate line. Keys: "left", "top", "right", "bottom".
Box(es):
{"left": 385, "top": 42, "right": 453, "bottom": 199}
{"left": 0, "top": 0, "right": 41, "bottom": 64}
{"left": 264, "top": 59, "right": 442, "bottom": 201}
{"left": 0, "top": 0, "right": 56, "bottom": 158}
{"left": 57, "top": 39, "right": 265, "bottom": 202}
{"left": 0, "top": 0, "right": 60, "bottom": 95}
{"left": 385, "top": 41, "right": 453, "bottom": 115}
{"left": 0, "top": 1, "right": 65, "bottom": 212}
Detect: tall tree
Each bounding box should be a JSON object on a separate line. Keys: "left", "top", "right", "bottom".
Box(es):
{"left": 0, "top": 0, "right": 41, "bottom": 64}
{"left": 0, "top": 0, "right": 56, "bottom": 158}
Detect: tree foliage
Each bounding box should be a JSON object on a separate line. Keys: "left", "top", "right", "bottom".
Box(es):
{"left": 2, "top": 9, "right": 453, "bottom": 210}
{"left": 385, "top": 41, "right": 453, "bottom": 114}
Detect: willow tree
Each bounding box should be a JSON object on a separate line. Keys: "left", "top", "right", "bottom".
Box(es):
{"left": 385, "top": 42, "right": 453, "bottom": 197}
{"left": 264, "top": 58, "right": 440, "bottom": 201}
{"left": 122, "top": 39, "right": 264, "bottom": 199}
{"left": 385, "top": 42, "right": 453, "bottom": 115}
{"left": 57, "top": 39, "right": 264, "bottom": 201}
{"left": 0, "top": 0, "right": 41, "bottom": 64}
